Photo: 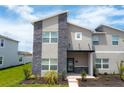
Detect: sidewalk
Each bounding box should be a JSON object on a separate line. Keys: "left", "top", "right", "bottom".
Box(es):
{"left": 67, "top": 74, "right": 95, "bottom": 87}
{"left": 67, "top": 76, "right": 79, "bottom": 87}
{"left": 67, "top": 78, "right": 79, "bottom": 87}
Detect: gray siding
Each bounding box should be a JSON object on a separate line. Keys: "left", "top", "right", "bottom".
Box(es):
{"left": 0, "top": 37, "right": 18, "bottom": 69}
{"left": 41, "top": 16, "right": 58, "bottom": 75}
{"left": 68, "top": 24, "right": 93, "bottom": 50}
{"left": 42, "top": 16, "right": 58, "bottom": 59}
{"left": 94, "top": 26, "right": 124, "bottom": 51}
{"left": 93, "top": 26, "right": 124, "bottom": 74}
{"left": 95, "top": 53, "right": 124, "bottom": 74}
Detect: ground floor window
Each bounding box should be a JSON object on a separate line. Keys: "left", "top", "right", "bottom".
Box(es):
{"left": 19, "top": 57, "right": 23, "bottom": 62}
{"left": 42, "top": 58, "right": 58, "bottom": 71}
{"left": 0, "top": 56, "right": 3, "bottom": 65}
{"left": 95, "top": 58, "right": 109, "bottom": 69}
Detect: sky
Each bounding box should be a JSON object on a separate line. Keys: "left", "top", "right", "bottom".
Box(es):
{"left": 0, "top": 5, "right": 124, "bottom": 52}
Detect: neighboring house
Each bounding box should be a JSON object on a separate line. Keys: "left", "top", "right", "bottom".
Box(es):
{"left": 0, "top": 34, "right": 19, "bottom": 69}
{"left": 18, "top": 51, "right": 32, "bottom": 64}
{"left": 32, "top": 11, "right": 124, "bottom": 76}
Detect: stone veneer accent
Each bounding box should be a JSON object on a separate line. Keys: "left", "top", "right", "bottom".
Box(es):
{"left": 74, "top": 67, "right": 88, "bottom": 74}
{"left": 58, "top": 13, "right": 68, "bottom": 73}
{"left": 32, "top": 21, "right": 42, "bottom": 76}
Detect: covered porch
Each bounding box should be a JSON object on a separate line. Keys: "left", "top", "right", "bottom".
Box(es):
{"left": 67, "top": 50, "right": 94, "bottom": 76}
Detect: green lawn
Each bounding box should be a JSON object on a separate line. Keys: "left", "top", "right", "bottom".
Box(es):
{"left": 0, "top": 63, "right": 68, "bottom": 87}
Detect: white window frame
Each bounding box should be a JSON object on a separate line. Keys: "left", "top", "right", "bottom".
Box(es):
{"left": 102, "top": 59, "right": 109, "bottom": 69}
{"left": 42, "top": 32, "right": 58, "bottom": 44}
{"left": 92, "top": 35, "right": 99, "bottom": 45}
{"left": 49, "top": 59, "right": 58, "bottom": 71}
{"left": 42, "top": 58, "right": 49, "bottom": 71}
{"left": 95, "top": 58, "right": 101, "bottom": 69}
{"left": 95, "top": 58, "right": 109, "bottom": 70}
{"left": 42, "top": 58, "right": 58, "bottom": 71}
{"left": 112, "top": 35, "right": 119, "bottom": 45}
{"left": 0, "top": 39, "right": 5, "bottom": 48}
{"left": 0, "top": 56, "right": 4, "bottom": 65}
{"left": 75, "top": 32, "right": 82, "bottom": 40}
{"left": 19, "top": 56, "right": 23, "bottom": 63}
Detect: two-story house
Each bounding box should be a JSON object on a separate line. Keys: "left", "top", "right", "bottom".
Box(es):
{"left": 0, "top": 34, "right": 19, "bottom": 69}
{"left": 32, "top": 11, "right": 124, "bottom": 76}
{"left": 18, "top": 51, "right": 32, "bottom": 64}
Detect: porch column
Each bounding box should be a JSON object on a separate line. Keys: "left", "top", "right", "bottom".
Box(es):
{"left": 88, "top": 52, "right": 93, "bottom": 76}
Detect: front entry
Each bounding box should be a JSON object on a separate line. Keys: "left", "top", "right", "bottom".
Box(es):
{"left": 67, "top": 58, "right": 74, "bottom": 72}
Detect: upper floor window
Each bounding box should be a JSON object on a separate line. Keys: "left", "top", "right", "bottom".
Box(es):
{"left": 95, "top": 58, "right": 109, "bottom": 69}
{"left": 51, "top": 32, "right": 58, "bottom": 43}
{"left": 42, "top": 32, "right": 58, "bottom": 43}
{"left": 92, "top": 35, "right": 99, "bottom": 45}
{"left": 112, "top": 35, "right": 119, "bottom": 45}
{"left": 75, "top": 32, "right": 82, "bottom": 40}
{"left": 0, "top": 56, "right": 3, "bottom": 65}
{"left": 0, "top": 39, "right": 4, "bottom": 47}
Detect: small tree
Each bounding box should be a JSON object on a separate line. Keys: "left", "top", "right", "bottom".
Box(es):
{"left": 93, "top": 66, "right": 99, "bottom": 77}
{"left": 23, "top": 68, "right": 32, "bottom": 80}
{"left": 117, "top": 61, "right": 124, "bottom": 81}
{"left": 81, "top": 71, "right": 87, "bottom": 81}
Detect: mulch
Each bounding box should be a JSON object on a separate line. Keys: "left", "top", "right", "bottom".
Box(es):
{"left": 20, "top": 77, "right": 68, "bottom": 85}
{"left": 78, "top": 75, "right": 124, "bottom": 87}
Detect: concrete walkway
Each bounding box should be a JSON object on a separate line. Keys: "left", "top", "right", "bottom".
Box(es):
{"left": 67, "top": 74, "right": 95, "bottom": 87}
{"left": 67, "top": 77, "right": 79, "bottom": 87}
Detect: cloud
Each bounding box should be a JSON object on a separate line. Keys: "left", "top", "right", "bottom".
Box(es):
{"left": 4, "top": 5, "right": 63, "bottom": 22}
{"left": 69, "top": 6, "right": 124, "bottom": 29}
{"left": 5, "top": 5, "right": 37, "bottom": 22}
{"left": 0, "top": 5, "right": 63, "bottom": 52}
{"left": 0, "top": 17, "right": 33, "bottom": 52}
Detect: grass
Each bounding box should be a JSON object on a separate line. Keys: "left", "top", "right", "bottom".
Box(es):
{"left": 0, "top": 63, "right": 68, "bottom": 87}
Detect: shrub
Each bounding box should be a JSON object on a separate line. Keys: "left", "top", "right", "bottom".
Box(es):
{"left": 59, "top": 71, "right": 66, "bottom": 81}
{"left": 23, "top": 68, "right": 32, "bottom": 80}
{"left": 120, "top": 75, "right": 124, "bottom": 81}
{"left": 44, "top": 71, "right": 58, "bottom": 85}
{"left": 29, "top": 75, "right": 36, "bottom": 80}
{"left": 81, "top": 71, "right": 87, "bottom": 81}
{"left": 117, "top": 61, "right": 124, "bottom": 80}
{"left": 93, "top": 66, "right": 99, "bottom": 77}
{"left": 104, "top": 72, "right": 108, "bottom": 75}
{"left": 112, "top": 71, "right": 115, "bottom": 75}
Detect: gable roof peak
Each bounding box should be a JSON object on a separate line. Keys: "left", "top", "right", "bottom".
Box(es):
{"left": 0, "top": 34, "right": 19, "bottom": 42}
{"left": 32, "top": 10, "right": 68, "bottom": 24}
{"left": 96, "top": 24, "right": 124, "bottom": 33}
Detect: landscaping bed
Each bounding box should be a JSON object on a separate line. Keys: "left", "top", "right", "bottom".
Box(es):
{"left": 20, "top": 78, "right": 68, "bottom": 86}
{"left": 78, "top": 75, "right": 124, "bottom": 87}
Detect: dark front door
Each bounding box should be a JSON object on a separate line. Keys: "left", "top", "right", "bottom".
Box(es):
{"left": 67, "top": 58, "right": 74, "bottom": 72}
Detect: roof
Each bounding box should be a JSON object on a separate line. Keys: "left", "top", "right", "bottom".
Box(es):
{"left": 18, "top": 51, "right": 32, "bottom": 56}
{"left": 67, "top": 22, "right": 93, "bottom": 33}
{"left": 32, "top": 11, "right": 124, "bottom": 34}
{"left": 0, "top": 34, "right": 19, "bottom": 42}
{"left": 96, "top": 24, "right": 124, "bottom": 33}
{"left": 32, "top": 10, "right": 68, "bottom": 24}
